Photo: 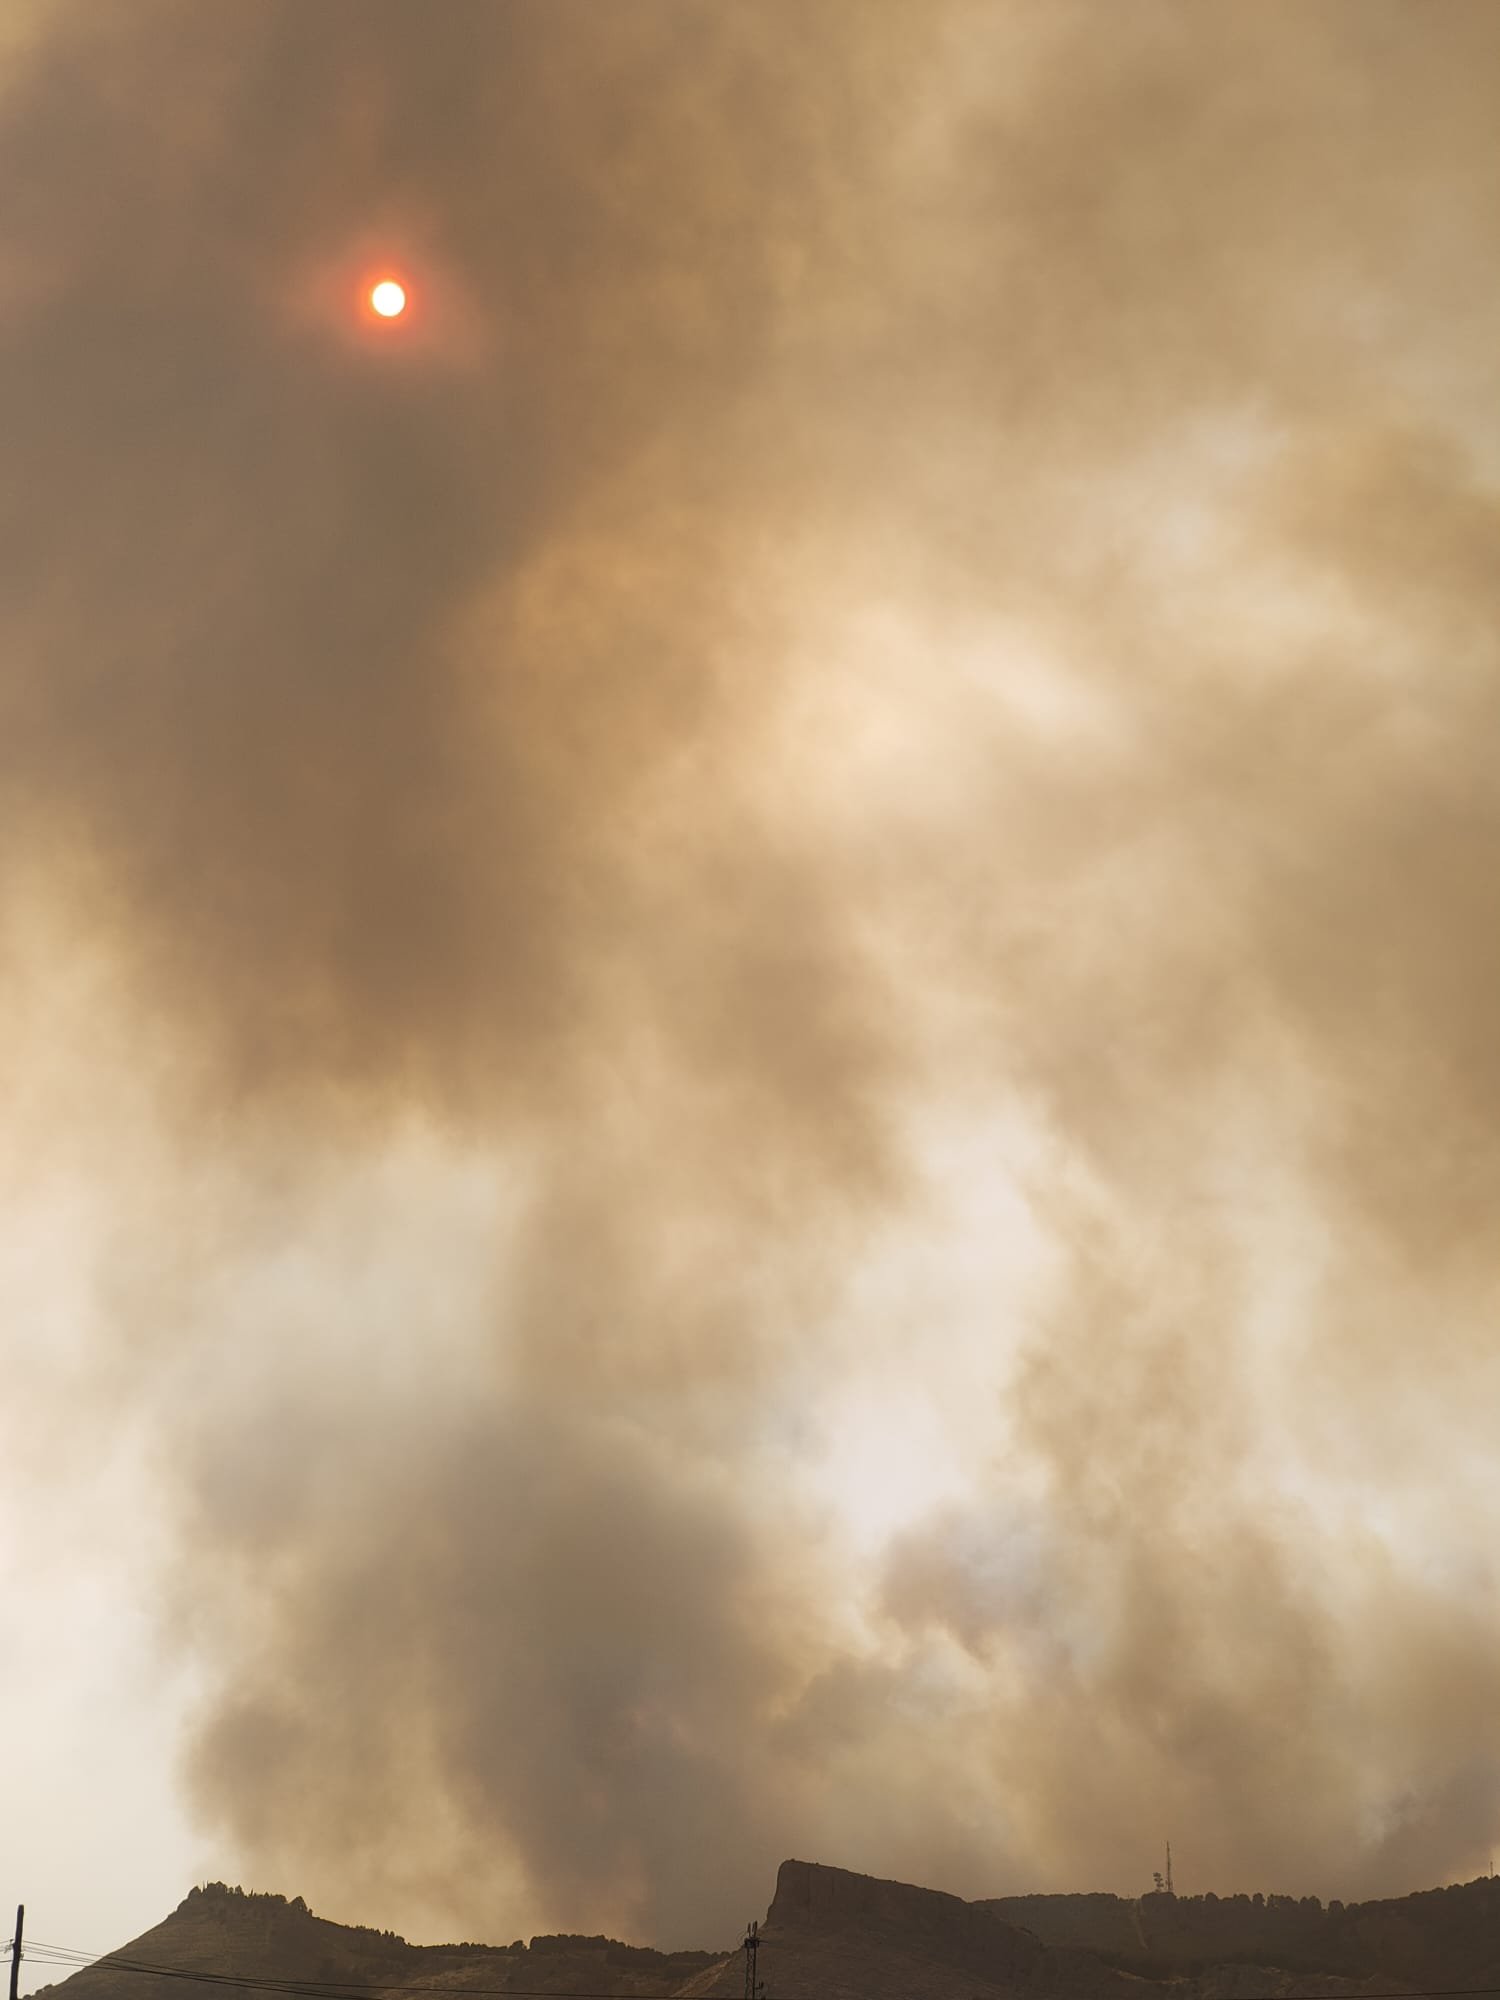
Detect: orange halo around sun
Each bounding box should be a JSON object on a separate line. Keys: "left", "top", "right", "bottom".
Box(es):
{"left": 370, "top": 278, "right": 406, "bottom": 318}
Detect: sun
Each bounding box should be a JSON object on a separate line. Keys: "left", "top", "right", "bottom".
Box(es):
{"left": 370, "top": 279, "right": 406, "bottom": 318}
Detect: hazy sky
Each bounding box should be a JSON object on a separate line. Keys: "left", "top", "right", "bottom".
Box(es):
{"left": 4, "top": 0, "right": 1500, "bottom": 1975}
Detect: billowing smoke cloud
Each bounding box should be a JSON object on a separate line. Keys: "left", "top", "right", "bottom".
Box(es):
{"left": 4, "top": 0, "right": 1500, "bottom": 1953}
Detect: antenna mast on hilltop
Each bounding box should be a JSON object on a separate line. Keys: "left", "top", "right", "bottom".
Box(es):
{"left": 742, "top": 1920, "right": 764, "bottom": 2000}
{"left": 1166, "top": 1843, "right": 1174, "bottom": 1896}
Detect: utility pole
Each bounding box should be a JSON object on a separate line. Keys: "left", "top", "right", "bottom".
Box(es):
{"left": 10, "top": 1905, "right": 23, "bottom": 2000}
{"left": 742, "top": 1920, "right": 762, "bottom": 2000}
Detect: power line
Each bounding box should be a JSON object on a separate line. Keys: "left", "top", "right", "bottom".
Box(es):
{"left": 23, "top": 1940, "right": 710, "bottom": 1988}
{"left": 17, "top": 1940, "right": 1500, "bottom": 2000}
{"left": 12, "top": 1950, "right": 703, "bottom": 2000}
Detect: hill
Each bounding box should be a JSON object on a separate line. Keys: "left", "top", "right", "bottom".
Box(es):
{"left": 982, "top": 1874, "right": 1500, "bottom": 1987}
{"left": 30, "top": 1860, "right": 1500, "bottom": 2000}
{"left": 25, "top": 1886, "right": 724, "bottom": 2000}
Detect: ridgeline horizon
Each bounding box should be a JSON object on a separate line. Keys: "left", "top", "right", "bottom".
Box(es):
{"left": 26, "top": 1858, "right": 1500, "bottom": 2000}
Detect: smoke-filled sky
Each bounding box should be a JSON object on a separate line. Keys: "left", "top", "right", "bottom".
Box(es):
{"left": 4, "top": 0, "right": 1500, "bottom": 1971}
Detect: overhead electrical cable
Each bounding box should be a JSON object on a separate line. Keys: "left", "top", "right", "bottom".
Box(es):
{"left": 18, "top": 1940, "right": 1500, "bottom": 2000}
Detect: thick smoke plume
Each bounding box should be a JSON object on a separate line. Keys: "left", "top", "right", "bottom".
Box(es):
{"left": 3, "top": 0, "right": 1500, "bottom": 1950}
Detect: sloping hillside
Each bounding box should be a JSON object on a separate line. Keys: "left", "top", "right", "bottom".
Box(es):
{"left": 983, "top": 1874, "right": 1500, "bottom": 1986}
{"left": 27, "top": 1885, "right": 728, "bottom": 2000}
{"left": 753, "top": 1863, "right": 1395, "bottom": 2000}
{"left": 34, "top": 1859, "right": 1493, "bottom": 2000}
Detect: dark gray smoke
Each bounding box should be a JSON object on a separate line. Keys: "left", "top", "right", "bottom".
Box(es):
{"left": 4, "top": 0, "right": 1499, "bottom": 1949}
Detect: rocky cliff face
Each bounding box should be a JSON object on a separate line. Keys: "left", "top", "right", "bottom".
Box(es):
{"left": 753, "top": 1862, "right": 1426, "bottom": 2000}
{"left": 756, "top": 1859, "right": 1132, "bottom": 2000}
{"left": 771, "top": 1855, "right": 1031, "bottom": 1945}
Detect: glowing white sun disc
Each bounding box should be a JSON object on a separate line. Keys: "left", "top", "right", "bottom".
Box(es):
{"left": 370, "top": 280, "right": 406, "bottom": 318}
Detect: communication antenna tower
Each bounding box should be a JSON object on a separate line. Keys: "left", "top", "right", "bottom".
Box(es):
{"left": 742, "top": 1921, "right": 764, "bottom": 2000}
{"left": 1166, "top": 1843, "right": 1174, "bottom": 1897}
